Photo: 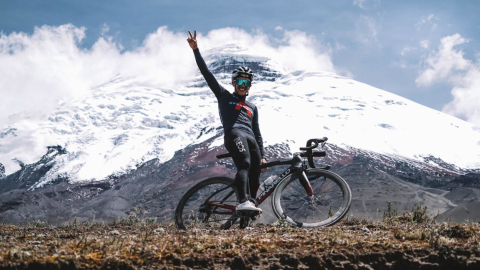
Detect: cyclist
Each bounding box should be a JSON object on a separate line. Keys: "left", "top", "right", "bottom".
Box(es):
{"left": 187, "top": 30, "right": 267, "bottom": 214}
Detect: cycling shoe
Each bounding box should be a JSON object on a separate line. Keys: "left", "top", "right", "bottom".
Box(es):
{"left": 236, "top": 200, "right": 262, "bottom": 215}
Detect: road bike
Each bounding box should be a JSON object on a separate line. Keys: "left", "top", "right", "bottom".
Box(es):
{"left": 174, "top": 137, "right": 352, "bottom": 230}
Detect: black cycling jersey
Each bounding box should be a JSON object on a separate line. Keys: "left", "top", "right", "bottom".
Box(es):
{"left": 193, "top": 48, "right": 265, "bottom": 158}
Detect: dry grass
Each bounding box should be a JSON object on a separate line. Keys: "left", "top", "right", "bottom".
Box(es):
{"left": 1, "top": 212, "right": 480, "bottom": 269}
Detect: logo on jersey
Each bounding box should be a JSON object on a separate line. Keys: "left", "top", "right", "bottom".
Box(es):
{"left": 233, "top": 137, "right": 246, "bottom": 152}
{"left": 231, "top": 101, "right": 252, "bottom": 117}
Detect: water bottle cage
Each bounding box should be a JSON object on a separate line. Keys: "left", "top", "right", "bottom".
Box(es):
{"left": 260, "top": 175, "right": 277, "bottom": 191}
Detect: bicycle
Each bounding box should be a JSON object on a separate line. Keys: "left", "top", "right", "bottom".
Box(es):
{"left": 174, "top": 137, "right": 352, "bottom": 230}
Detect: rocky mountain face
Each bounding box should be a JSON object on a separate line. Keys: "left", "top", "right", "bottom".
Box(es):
{"left": 324, "top": 144, "right": 479, "bottom": 188}
{"left": 444, "top": 173, "right": 480, "bottom": 190}
{"left": 0, "top": 146, "right": 66, "bottom": 194}
{"left": 0, "top": 132, "right": 478, "bottom": 225}
{"left": 0, "top": 163, "right": 5, "bottom": 179}
{"left": 204, "top": 45, "right": 284, "bottom": 82}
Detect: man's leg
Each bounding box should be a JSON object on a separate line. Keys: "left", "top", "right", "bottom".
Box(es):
{"left": 224, "top": 129, "right": 251, "bottom": 203}
{"left": 248, "top": 135, "right": 262, "bottom": 201}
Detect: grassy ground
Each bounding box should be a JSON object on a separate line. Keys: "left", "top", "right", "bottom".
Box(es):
{"left": 1, "top": 210, "right": 480, "bottom": 269}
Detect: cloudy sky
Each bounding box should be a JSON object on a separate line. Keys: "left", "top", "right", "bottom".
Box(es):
{"left": 1, "top": 0, "right": 479, "bottom": 128}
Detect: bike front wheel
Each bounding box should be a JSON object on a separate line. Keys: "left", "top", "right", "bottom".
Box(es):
{"left": 272, "top": 169, "right": 351, "bottom": 227}
{"left": 175, "top": 177, "right": 239, "bottom": 230}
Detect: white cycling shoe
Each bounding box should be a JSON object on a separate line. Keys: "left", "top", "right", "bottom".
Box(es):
{"left": 236, "top": 200, "right": 262, "bottom": 214}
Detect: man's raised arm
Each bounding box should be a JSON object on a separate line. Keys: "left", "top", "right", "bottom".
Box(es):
{"left": 187, "top": 30, "right": 224, "bottom": 99}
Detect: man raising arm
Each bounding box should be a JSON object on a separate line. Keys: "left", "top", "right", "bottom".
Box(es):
{"left": 187, "top": 30, "right": 267, "bottom": 214}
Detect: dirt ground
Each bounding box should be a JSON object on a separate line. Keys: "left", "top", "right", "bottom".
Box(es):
{"left": 0, "top": 218, "right": 479, "bottom": 269}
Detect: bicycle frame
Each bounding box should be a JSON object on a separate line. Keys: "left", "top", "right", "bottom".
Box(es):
{"left": 203, "top": 155, "right": 314, "bottom": 213}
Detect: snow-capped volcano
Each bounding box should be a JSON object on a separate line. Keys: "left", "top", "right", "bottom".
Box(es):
{"left": 200, "top": 44, "right": 287, "bottom": 82}
{"left": 1, "top": 44, "right": 480, "bottom": 189}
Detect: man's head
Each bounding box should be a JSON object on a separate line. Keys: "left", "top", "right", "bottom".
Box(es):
{"left": 231, "top": 66, "right": 254, "bottom": 96}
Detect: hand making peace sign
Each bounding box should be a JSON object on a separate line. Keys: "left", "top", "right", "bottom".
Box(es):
{"left": 187, "top": 30, "right": 198, "bottom": 50}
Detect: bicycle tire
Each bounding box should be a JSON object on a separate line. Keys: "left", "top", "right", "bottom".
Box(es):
{"left": 175, "top": 177, "right": 239, "bottom": 230}
{"left": 272, "top": 168, "right": 351, "bottom": 227}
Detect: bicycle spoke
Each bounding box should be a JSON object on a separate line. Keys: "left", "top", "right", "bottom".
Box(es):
{"left": 293, "top": 180, "right": 308, "bottom": 193}
{"left": 287, "top": 180, "right": 306, "bottom": 196}
{"left": 219, "top": 190, "right": 235, "bottom": 203}
{"left": 317, "top": 177, "right": 327, "bottom": 192}
{"left": 313, "top": 205, "right": 325, "bottom": 221}
{"left": 317, "top": 180, "right": 335, "bottom": 192}
{"left": 327, "top": 200, "right": 343, "bottom": 208}
{"left": 310, "top": 206, "right": 321, "bottom": 222}
{"left": 313, "top": 180, "right": 338, "bottom": 197}
{"left": 285, "top": 201, "right": 302, "bottom": 211}
{"left": 317, "top": 182, "right": 338, "bottom": 195}
{"left": 301, "top": 203, "right": 310, "bottom": 222}
{"left": 324, "top": 194, "right": 343, "bottom": 200}
{"left": 311, "top": 203, "right": 327, "bottom": 217}
{"left": 283, "top": 200, "right": 306, "bottom": 210}
{"left": 290, "top": 201, "right": 306, "bottom": 218}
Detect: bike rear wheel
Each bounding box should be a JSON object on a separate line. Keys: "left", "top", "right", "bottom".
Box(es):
{"left": 175, "top": 177, "right": 239, "bottom": 230}
{"left": 272, "top": 169, "right": 351, "bottom": 227}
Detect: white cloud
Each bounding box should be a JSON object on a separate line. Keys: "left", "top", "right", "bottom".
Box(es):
{"left": 443, "top": 68, "right": 480, "bottom": 127}
{"left": 400, "top": 46, "right": 415, "bottom": 56}
{"left": 335, "top": 41, "right": 346, "bottom": 51}
{"left": 416, "top": 14, "right": 439, "bottom": 31}
{"left": 100, "top": 23, "right": 110, "bottom": 36}
{"left": 0, "top": 25, "right": 335, "bottom": 131}
{"left": 353, "top": 0, "right": 367, "bottom": 9}
{"left": 272, "top": 29, "right": 334, "bottom": 72}
{"left": 353, "top": 0, "right": 381, "bottom": 10}
{"left": 355, "top": 16, "right": 380, "bottom": 46}
{"left": 275, "top": 26, "right": 283, "bottom": 31}
{"left": 416, "top": 33, "right": 480, "bottom": 127}
{"left": 190, "top": 27, "right": 335, "bottom": 72}
{"left": 0, "top": 25, "right": 197, "bottom": 130}
{"left": 416, "top": 34, "right": 470, "bottom": 86}
{"left": 420, "top": 40, "right": 430, "bottom": 49}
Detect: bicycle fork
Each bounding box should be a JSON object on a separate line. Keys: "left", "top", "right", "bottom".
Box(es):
{"left": 293, "top": 155, "right": 314, "bottom": 197}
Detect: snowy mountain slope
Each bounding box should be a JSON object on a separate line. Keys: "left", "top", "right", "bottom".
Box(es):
{"left": 0, "top": 44, "right": 479, "bottom": 189}
{"left": 253, "top": 72, "right": 480, "bottom": 169}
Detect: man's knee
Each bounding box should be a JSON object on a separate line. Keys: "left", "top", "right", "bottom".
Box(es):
{"left": 238, "top": 160, "right": 251, "bottom": 171}
{"left": 237, "top": 169, "right": 249, "bottom": 177}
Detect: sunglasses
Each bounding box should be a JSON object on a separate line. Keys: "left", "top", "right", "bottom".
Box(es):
{"left": 235, "top": 79, "right": 251, "bottom": 87}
